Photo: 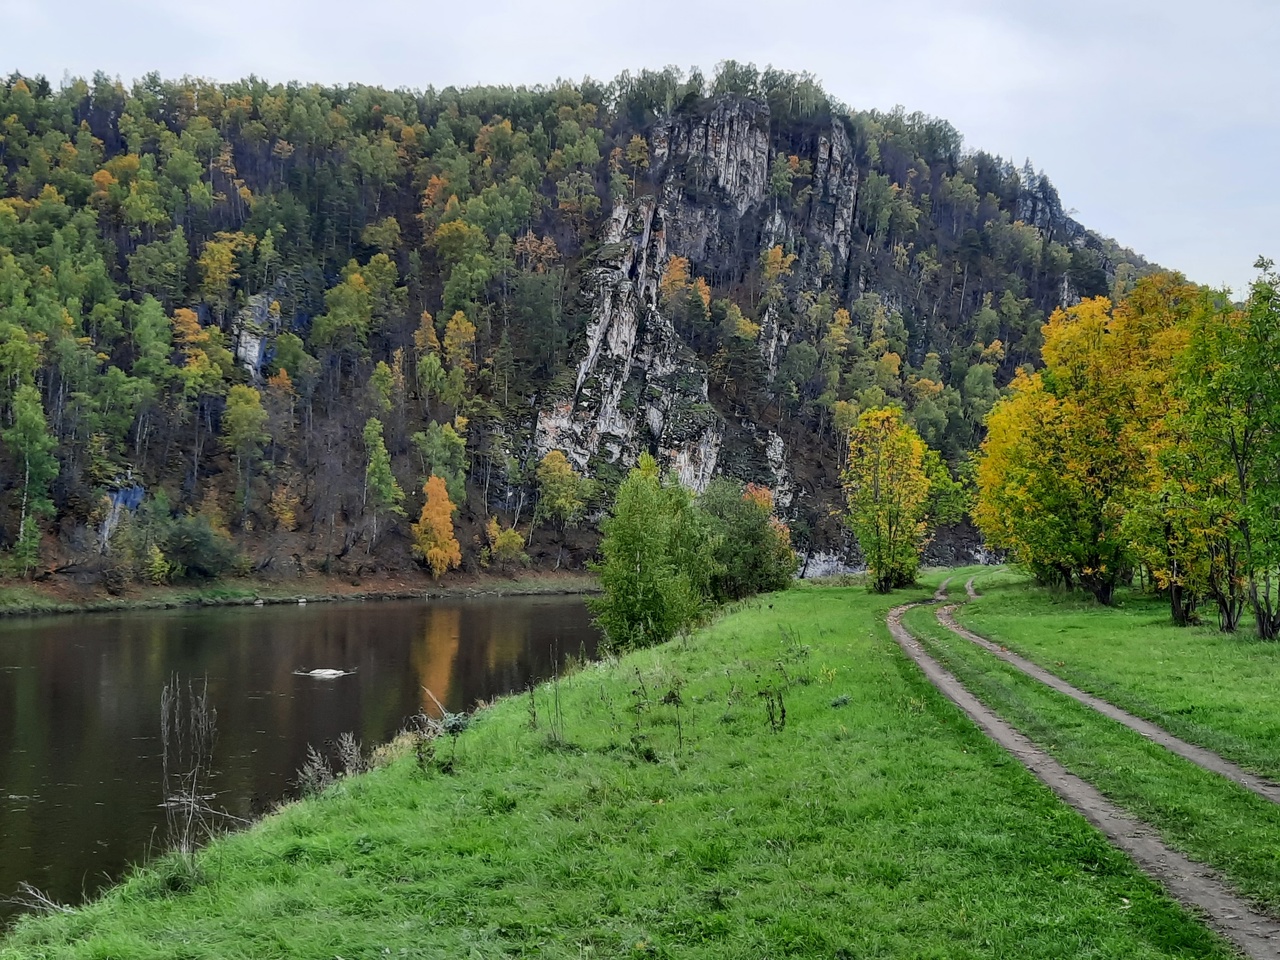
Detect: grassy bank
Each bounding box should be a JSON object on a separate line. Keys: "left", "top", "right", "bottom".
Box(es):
{"left": 957, "top": 567, "right": 1280, "bottom": 780}
{"left": 905, "top": 582, "right": 1280, "bottom": 915}
{"left": 1, "top": 578, "right": 1233, "bottom": 958}
{"left": 0, "top": 570, "right": 598, "bottom": 620}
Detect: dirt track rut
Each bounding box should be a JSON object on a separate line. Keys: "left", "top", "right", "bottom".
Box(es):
{"left": 889, "top": 591, "right": 1280, "bottom": 958}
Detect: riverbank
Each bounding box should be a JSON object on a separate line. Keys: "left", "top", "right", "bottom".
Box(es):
{"left": 0, "top": 569, "right": 598, "bottom": 619}
{"left": 0, "top": 575, "right": 1232, "bottom": 958}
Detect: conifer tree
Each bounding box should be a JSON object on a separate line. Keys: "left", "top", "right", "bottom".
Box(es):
{"left": 363, "top": 417, "right": 404, "bottom": 550}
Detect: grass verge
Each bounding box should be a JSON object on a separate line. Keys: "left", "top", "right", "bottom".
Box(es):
{"left": 905, "top": 584, "right": 1280, "bottom": 916}
{"left": 0, "top": 571, "right": 599, "bottom": 620}
{"left": 959, "top": 568, "right": 1280, "bottom": 780}
{"left": 1, "top": 579, "right": 1234, "bottom": 959}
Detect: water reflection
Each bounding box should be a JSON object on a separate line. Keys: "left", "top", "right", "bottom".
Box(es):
{"left": 414, "top": 606, "right": 461, "bottom": 712}
{"left": 0, "top": 594, "right": 597, "bottom": 925}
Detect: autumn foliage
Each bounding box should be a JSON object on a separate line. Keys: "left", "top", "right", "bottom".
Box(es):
{"left": 842, "top": 407, "right": 932, "bottom": 593}
{"left": 0, "top": 65, "right": 1176, "bottom": 585}
{"left": 974, "top": 266, "right": 1280, "bottom": 634}
{"left": 411, "top": 476, "right": 461, "bottom": 578}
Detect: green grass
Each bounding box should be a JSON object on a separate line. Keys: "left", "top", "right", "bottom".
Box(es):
{"left": 0, "top": 571, "right": 599, "bottom": 620}
{"left": 0, "top": 587, "right": 72, "bottom": 615}
{"left": 1, "top": 579, "right": 1233, "bottom": 959}
{"left": 958, "top": 567, "right": 1280, "bottom": 780}
{"left": 905, "top": 587, "right": 1280, "bottom": 916}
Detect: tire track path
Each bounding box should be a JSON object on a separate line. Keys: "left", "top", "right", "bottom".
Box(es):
{"left": 889, "top": 592, "right": 1280, "bottom": 958}
{"left": 937, "top": 577, "right": 1280, "bottom": 806}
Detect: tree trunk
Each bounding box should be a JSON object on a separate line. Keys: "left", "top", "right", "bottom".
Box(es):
{"left": 1251, "top": 571, "right": 1280, "bottom": 640}
{"left": 1168, "top": 582, "right": 1198, "bottom": 626}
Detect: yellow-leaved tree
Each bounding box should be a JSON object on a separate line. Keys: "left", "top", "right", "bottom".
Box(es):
{"left": 411, "top": 476, "right": 461, "bottom": 579}
{"left": 975, "top": 294, "right": 1164, "bottom": 605}
{"left": 973, "top": 371, "right": 1078, "bottom": 585}
{"left": 842, "top": 407, "right": 932, "bottom": 592}
{"left": 484, "top": 517, "right": 527, "bottom": 571}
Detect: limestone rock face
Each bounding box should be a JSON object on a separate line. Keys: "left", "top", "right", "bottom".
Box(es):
{"left": 807, "top": 121, "right": 859, "bottom": 268}
{"left": 649, "top": 95, "right": 771, "bottom": 268}
{"left": 230, "top": 291, "right": 285, "bottom": 382}
{"left": 535, "top": 96, "right": 864, "bottom": 502}
{"left": 535, "top": 199, "right": 722, "bottom": 491}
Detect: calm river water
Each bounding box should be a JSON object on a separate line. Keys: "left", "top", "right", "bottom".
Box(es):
{"left": 0, "top": 594, "right": 598, "bottom": 924}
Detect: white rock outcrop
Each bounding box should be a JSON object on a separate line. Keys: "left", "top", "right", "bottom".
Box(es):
{"left": 534, "top": 199, "right": 722, "bottom": 490}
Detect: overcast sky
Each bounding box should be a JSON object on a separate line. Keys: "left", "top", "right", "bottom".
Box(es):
{"left": 3, "top": 0, "right": 1274, "bottom": 294}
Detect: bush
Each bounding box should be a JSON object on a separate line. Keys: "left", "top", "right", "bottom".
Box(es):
{"left": 107, "top": 490, "right": 241, "bottom": 583}
{"left": 163, "top": 512, "right": 240, "bottom": 579}
{"left": 485, "top": 517, "right": 528, "bottom": 570}
{"left": 698, "top": 479, "right": 798, "bottom": 601}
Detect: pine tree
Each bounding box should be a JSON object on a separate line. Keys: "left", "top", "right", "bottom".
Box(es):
{"left": 363, "top": 418, "right": 404, "bottom": 550}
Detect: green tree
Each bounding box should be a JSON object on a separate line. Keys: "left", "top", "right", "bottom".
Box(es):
{"left": 3, "top": 384, "right": 57, "bottom": 575}
{"left": 416, "top": 351, "right": 447, "bottom": 416}
{"left": 269, "top": 332, "right": 319, "bottom": 387}
{"left": 698, "top": 479, "right": 797, "bottom": 601}
{"left": 535, "top": 450, "right": 586, "bottom": 529}
{"left": 130, "top": 295, "right": 175, "bottom": 384}
{"left": 368, "top": 360, "right": 395, "bottom": 413}
{"left": 624, "top": 134, "right": 649, "bottom": 193}
{"left": 313, "top": 263, "right": 373, "bottom": 359}
{"left": 363, "top": 417, "right": 404, "bottom": 550}
{"left": 411, "top": 421, "right": 467, "bottom": 504}
{"left": 535, "top": 449, "right": 589, "bottom": 567}
{"left": 1237, "top": 261, "right": 1280, "bottom": 638}
{"left": 222, "top": 384, "right": 269, "bottom": 518}
{"left": 589, "top": 454, "right": 713, "bottom": 648}
{"left": 768, "top": 154, "right": 795, "bottom": 210}
{"left": 127, "top": 227, "right": 188, "bottom": 307}
{"left": 484, "top": 516, "right": 527, "bottom": 570}
{"left": 1172, "top": 262, "right": 1280, "bottom": 636}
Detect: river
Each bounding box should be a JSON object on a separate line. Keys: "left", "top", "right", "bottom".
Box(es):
{"left": 0, "top": 594, "right": 599, "bottom": 925}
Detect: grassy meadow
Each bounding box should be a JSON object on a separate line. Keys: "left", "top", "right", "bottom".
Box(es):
{"left": 0, "top": 576, "right": 1235, "bottom": 959}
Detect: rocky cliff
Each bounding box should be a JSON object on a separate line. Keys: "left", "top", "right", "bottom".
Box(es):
{"left": 0, "top": 68, "right": 1159, "bottom": 580}
{"left": 534, "top": 198, "right": 723, "bottom": 491}
{"left": 535, "top": 91, "right": 1145, "bottom": 559}
{"left": 536, "top": 96, "right": 829, "bottom": 498}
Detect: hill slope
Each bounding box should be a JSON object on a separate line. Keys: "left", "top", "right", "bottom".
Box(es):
{"left": 0, "top": 64, "right": 1154, "bottom": 582}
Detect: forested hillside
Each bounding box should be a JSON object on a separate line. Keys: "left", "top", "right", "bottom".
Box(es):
{"left": 0, "top": 63, "right": 1154, "bottom": 584}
